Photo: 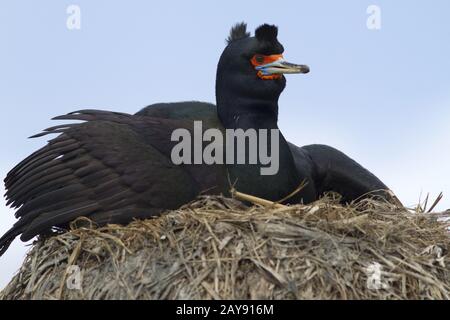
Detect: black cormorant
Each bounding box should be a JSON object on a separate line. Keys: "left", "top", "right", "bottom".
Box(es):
{"left": 0, "top": 23, "right": 393, "bottom": 256}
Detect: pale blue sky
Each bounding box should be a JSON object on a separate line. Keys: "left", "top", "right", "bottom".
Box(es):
{"left": 1, "top": 0, "right": 449, "bottom": 289}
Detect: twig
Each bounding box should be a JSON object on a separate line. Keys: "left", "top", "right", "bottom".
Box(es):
{"left": 276, "top": 179, "right": 308, "bottom": 204}
{"left": 230, "top": 188, "right": 288, "bottom": 209}
{"left": 427, "top": 192, "right": 444, "bottom": 213}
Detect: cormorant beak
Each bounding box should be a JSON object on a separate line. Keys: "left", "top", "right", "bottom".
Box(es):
{"left": 256, "top": 58, "right": 310, "bottom": 75}
{"left": 252, "top": 54, "right": 310, "bottom": 80}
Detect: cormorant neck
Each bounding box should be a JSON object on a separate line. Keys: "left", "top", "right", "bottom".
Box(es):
{"left": 216, "top": 93, "right": 303, "bottom": 202}
{"left": 217, "top": 96, "right": 280, "bottom": 130}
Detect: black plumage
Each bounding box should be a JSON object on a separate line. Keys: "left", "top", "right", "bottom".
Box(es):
{"left": 255, "top": 23, "right": 279, "bottom": 42}
{"left": 226, "top": 22, "right": 251, "bottom": 44}
{"left": 0, "top": 23, "right": 391, "bottom": 256}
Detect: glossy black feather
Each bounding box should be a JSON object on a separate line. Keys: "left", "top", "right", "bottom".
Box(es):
{"left": 255, "top": 24, "right": 278, "bottom": 42}
{"left": 226, "top": 22, "right": 250, "bottom": 44}
{"left": 1, "top": 111, "right": 210, "bottom": 254}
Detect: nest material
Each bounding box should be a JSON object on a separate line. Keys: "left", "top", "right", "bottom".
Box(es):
{"left": 1, "top": 194, "right": 449, "bottom": 300}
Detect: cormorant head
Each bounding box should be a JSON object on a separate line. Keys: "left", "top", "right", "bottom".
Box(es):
{"left": 216, "top": 23, "right": 309, "bottom": 113}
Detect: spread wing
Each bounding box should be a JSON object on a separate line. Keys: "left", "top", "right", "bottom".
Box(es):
{"left": 0, "top": 110, "right": 200, "bottom": 255}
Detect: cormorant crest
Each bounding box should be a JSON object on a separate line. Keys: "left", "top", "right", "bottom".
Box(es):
{"left": 255, "top": 24, "right": 278, "bottom": 43}
{"left": 226, "top": 22, "right": 250, "bottom": 44}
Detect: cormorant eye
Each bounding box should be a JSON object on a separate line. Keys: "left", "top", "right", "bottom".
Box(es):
{"left": 255, "top": 55, "right": 265, "bottom": 64}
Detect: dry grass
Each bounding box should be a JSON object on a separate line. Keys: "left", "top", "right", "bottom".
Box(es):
{"left": 1, "top": 194, "right": 449, "bottom": 300}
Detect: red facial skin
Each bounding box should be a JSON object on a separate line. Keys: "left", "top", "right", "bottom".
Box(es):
{"left": 250, "top": 54, "right": 284, "bottom": 80}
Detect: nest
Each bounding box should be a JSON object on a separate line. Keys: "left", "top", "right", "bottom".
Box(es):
{"left": 1, "top": 194, "right": 449, "bottom": 300}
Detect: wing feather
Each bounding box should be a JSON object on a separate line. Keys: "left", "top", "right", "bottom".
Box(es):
{"left": 1, "top": 110, "right": 202, "bottom": 256}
